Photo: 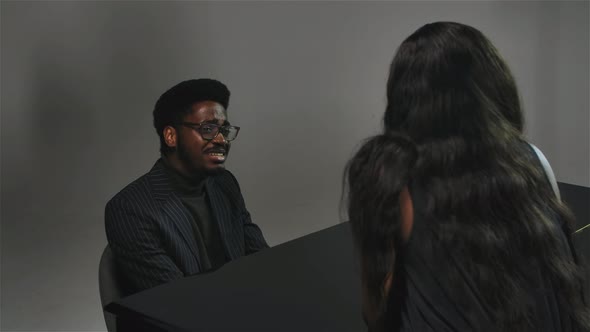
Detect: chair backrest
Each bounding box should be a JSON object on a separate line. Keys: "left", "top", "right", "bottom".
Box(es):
{"left": 99, "top": 245, "right": 127, "bottom": 332}
{"left": 528, "top": 142, "right": 562, "bottom": 201}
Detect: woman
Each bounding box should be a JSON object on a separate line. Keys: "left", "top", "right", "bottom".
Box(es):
{"left": 345, "top": 22, "right": 588, "bottom": 331}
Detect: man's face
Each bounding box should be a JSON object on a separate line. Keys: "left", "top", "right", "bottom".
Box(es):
{"left": 175, "top": 100, "right": 230, "bottom": 174}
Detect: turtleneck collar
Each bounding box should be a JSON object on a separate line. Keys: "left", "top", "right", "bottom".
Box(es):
{"left": 159, "top": 157, "right": 207, "bottom": 195}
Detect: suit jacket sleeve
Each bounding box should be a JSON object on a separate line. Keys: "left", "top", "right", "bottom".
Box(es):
{"left": 105, "top": 196, "right": 183, "bottom": 292}
{"left": 225, "top": 171, "right": 270, "bottom": 254}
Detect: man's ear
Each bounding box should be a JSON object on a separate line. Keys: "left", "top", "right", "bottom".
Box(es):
{"left": 163, "top": 126, "right": 178, "bottom": 149}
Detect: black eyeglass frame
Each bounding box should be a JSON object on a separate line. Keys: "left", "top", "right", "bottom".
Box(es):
{"left": 180, "top": 122, "right": 241, "bottom": 141}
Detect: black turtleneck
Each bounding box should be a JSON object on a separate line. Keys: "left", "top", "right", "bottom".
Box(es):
{"left": 159, "top": 158, "right": 227, "bottom": 272}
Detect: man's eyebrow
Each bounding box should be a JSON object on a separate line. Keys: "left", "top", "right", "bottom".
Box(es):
{"left": 202, "top": 119, "right": 226, "bottom": 124}
{"left": 202, "top": 119, "right": 230, "bottom": 126}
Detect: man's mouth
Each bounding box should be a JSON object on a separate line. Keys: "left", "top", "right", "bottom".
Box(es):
{"left": 208, "top": 152, "right": 225, "bottom": 157}
{"left": 205, "top": 149, "right": 227, "bottom": 163}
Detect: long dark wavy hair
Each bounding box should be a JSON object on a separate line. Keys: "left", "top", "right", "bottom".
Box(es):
{"left": 346, "top": 22, "right": 588, "bottom": 331}
{"left": 346, "top": 133, "right": 418, "bottom": 331}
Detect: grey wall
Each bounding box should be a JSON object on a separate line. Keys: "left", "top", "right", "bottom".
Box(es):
{"left": 1, "top": 1, "right": 588, "bottom": 331}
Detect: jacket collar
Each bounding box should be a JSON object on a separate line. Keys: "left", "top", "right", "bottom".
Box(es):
{"left": 147, "top": 159, "right": 177, "bottom": 201}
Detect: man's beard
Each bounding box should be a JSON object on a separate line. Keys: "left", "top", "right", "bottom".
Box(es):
{"left": 176, "top": 138, "right": 224, "bottom": 176}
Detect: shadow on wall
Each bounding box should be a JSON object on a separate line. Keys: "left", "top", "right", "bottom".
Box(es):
{"left": 1, "top": 2, "right": 216, "bottom": 330}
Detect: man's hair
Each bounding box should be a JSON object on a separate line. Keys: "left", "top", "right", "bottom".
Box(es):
{"left": 153, "top": 78, "right": 230, "bottom": 154}
{"left": 347, "top": 21, "right": 588, "bottom": 331}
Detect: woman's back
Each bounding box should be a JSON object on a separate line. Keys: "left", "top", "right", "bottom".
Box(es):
{"left": 399, "top": 143, "right": 577, "bottom": 331}
{"left": 346, "top": 135, "right": 587, "bottom": 332}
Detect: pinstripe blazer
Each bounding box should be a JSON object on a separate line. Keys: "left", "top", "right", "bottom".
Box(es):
{"left": 105, "top": 160, "right": 269, "bottom": 293}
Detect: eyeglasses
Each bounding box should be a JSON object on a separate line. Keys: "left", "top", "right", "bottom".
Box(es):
{"left": 180, "top": 122, "right": 241, "bottom": 141}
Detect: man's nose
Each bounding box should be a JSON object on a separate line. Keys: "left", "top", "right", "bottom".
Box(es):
{"left": 212, "top": 130, "right": 227, "bottom": 144}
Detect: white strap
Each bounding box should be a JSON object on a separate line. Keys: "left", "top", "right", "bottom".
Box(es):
{"left": 529, "top": 143, "right": 561, "bottom": 201}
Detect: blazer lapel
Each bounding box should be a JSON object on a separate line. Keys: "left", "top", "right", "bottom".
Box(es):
{"left": 148, "top": 160, "right": 202, "bottom": 268}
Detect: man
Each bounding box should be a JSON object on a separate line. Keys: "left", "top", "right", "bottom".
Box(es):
{"left": 105, "top": 79, "right": 269, "bottom": 294}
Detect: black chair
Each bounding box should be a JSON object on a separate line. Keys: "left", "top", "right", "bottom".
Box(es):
{"left": 99, "top": 245, "right": 128, "bottom": 332}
